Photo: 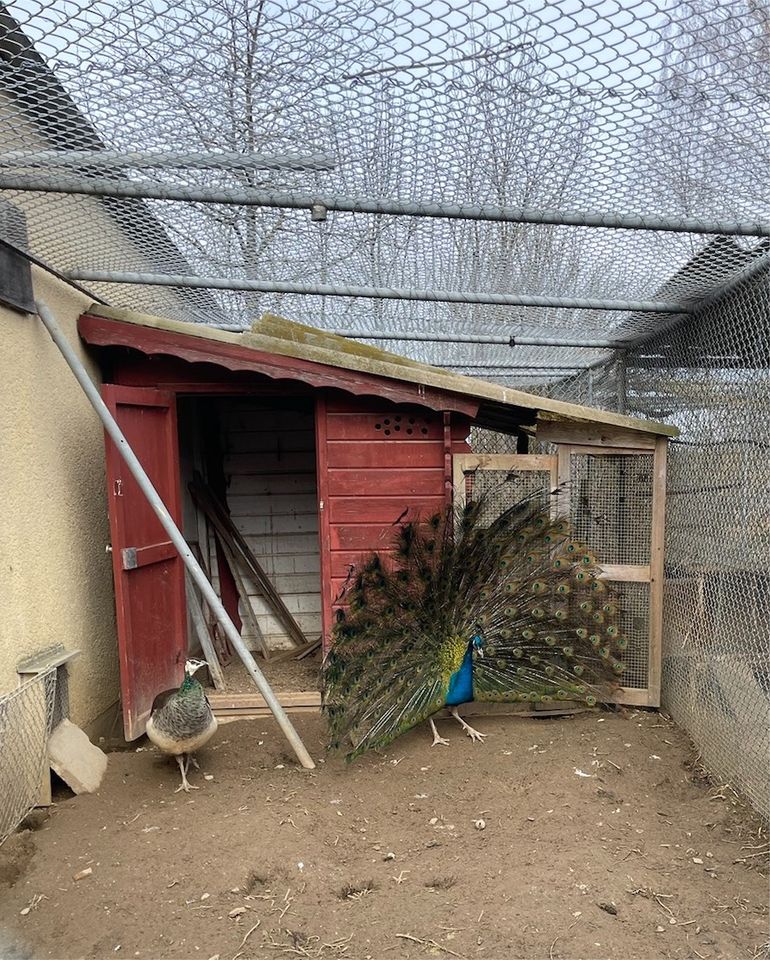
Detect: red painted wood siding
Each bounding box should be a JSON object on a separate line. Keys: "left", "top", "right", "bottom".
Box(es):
{"left": 316, "top": 394, "right": 470, "bottom": 647}
{"left": 102, "top": 385, "right": 187, "bottom": 740}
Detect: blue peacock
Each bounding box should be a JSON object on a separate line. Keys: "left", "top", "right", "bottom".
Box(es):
{"left": 323, "top": 495, "right": 627, "bottom": 759}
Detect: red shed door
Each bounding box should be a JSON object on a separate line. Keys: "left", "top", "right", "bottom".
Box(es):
{"left": 103, "top": 385, "right": 187, "bottom": 740}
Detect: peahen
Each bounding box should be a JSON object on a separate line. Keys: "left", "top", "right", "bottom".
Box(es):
{"left": 323, "top": 495, "right": 627, "bottom": 760}
{"left": 146, "top": 658, "right": 218, "bottom": 792}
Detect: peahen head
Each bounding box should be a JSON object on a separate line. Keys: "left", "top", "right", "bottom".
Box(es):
{"left": 185, "top": 658, "right": 208, "bottom": 676}
{"left": 179, "top": 658, "right": 208, "bottom": 692}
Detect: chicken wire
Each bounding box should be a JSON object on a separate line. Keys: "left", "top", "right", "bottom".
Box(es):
{"left": 0, "top": 0, "right": 769, "bottom": 815}
{"left": 0, "top": 668, "right": 57, "bottom": 843}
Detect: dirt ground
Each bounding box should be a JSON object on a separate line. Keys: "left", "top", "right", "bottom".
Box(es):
{"left": 1, "top": 709, "right": 768, "bottom": 960}
{"left": 214, "top": 654, "right": 321, "bottom": 694}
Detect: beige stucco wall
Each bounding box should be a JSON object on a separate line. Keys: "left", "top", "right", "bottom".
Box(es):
{"left": 0, "top": 265, "right": 119, "bottom": 729}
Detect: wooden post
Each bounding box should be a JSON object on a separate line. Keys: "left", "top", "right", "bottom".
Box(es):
{"left": 648, "top": 436, "right": 668, "bottom": 707}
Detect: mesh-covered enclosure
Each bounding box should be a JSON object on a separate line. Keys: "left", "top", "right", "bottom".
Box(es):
{"left": 0, "top": 1, "right": 768, "bottom": 815}
{"left": 0, "top": 669, "right": 57, "bottom": 842}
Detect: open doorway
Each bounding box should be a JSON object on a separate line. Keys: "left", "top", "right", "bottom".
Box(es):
{"left": 177, "top": 394, "right": 323, "bottom": 702}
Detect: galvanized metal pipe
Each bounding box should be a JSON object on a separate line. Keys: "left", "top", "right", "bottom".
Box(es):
{"left": 0, "top": 150, "right": 335, "bottom": 172}
{"left": 333, "top": 330, "right": 620, "bottom": 348}
{"left": 35, "top": 300, "right": 316, "bottom": 770}
{"left": 4, "top": 173, "right": 770, "bottom": 237}
{"left": 211, "top": 324, "right": 618, "bottom": 350}
{"left": 437, "top": 364, "right": 586, "bottom": 372}
{"left": 66, "top": 269, "right": 687, "bottom": 314}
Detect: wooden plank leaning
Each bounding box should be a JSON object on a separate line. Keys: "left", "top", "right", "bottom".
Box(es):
{"left": 190, "top": 475, "right": 309, "bottom": 650}
{"left": 184, "top": 572, "right": 226, "bottom": 690}
{"left": 214, "top": 534, "right": 272, "bottom": 661}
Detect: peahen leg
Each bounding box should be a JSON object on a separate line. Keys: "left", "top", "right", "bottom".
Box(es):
{"left": 174, "top": 754, "right": 199, "bottom": 793}
{"left": 428, "top": 718, "right": 450, "bottom": 747}
{"left": 188, "top": 756, "right": 200, "bottom": 770}
{"left": 450, "top": 707, "right": 488, "bottom": 743}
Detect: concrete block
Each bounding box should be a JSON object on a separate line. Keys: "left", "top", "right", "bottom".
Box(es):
{"left": 48, "top": 719, "right": 108, "bottom": 794}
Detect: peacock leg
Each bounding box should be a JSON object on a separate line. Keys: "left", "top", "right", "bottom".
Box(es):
{"left": 428, "top": 718, "right": 450, "bottom": 747}
{"left": 450, "top": 707, "right": 487, "bottom": 743}
{"left": 174, "top": 754, "right": 199, "bottom": 793}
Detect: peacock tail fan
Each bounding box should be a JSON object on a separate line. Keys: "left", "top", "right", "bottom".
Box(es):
{"left": 322, "top": 492, "right": 626, "bottom": 759}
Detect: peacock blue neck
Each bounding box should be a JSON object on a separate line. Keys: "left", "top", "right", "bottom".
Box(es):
{"left": 445, "top": 643, "right": 474, "bottom": 707}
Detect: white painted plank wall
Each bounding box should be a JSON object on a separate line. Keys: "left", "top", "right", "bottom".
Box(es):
{"left": 223, "top": 402, "right": 322, "bottom": 651}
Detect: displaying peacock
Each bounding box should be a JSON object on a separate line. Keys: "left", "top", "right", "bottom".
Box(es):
{"left": 146, "top": 658, "right": 218, "bottom": 792}
{"left": 323, "top": 495, "right": 627, "bottom": 760}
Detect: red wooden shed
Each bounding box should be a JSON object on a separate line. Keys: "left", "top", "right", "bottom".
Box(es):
{"left": 78, "top": 305, "right": 676, "bottom": 738}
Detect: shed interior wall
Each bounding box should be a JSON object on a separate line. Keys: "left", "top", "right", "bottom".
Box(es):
{"left": 178, "top": 395, "right": 323, "bottom": 655}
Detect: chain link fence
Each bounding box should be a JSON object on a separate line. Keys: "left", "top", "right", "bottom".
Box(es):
{"left": 0, "top": 2, "right": 768, "bottom": 815}
{"left": 0, "top": 668, "right": 57, "bottom": 843}
{"left": 471, "top": 265, "right": 770, "bottom": 819}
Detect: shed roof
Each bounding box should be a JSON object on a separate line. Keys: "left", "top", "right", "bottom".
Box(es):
{"left": 80, "top": 304, "right": 678, "bottom": 437}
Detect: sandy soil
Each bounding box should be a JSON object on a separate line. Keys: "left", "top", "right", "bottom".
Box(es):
{"left": 0, "top": 710, "right": 767, "bottom": 960}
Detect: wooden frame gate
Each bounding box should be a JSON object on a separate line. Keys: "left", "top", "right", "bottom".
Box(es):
{"left": 454, "top": 425, "right": 666, "bottom": 708}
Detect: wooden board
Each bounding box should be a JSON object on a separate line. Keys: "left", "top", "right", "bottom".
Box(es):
{"left": 537, "top": 421, "right": 657, "bottom": 450}
{"left": 647, "top": 436, "right": 668, "bottom": 708}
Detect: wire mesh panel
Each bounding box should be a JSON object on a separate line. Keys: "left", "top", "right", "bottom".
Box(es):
{"left": 614, "top": 581, "right": 651, "bottom": 692}
{"left": 0, "top": 668, "right": 57, "bottom": 842}
{"left": 569, "top": 454, "right": 653, "bottom": 566}
{"left": 469, "top": 466, "right": 554, "bottom": 526}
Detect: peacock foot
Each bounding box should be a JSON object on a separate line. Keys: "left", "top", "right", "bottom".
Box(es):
{"left": 450, "top": 707, "right": 488, "bottom": 743}
{"left": 429, "top": 718, "right": 450, "bottom": 747}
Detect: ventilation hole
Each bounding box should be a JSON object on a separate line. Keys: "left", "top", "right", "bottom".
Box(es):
{"left": 395, "top": 415, "right": 402, "bottom": 422}
{"left": 375, "top": 423, "right": 382, "bottom": 430}
{"left": 384, "top": 429, "right": 391, "bottom": 435}
{"left": 394, "top": 425, "right": 401, "bottom": 431}
{"left": 384, "top": 418, "right": 391, "bottom": 425}
{"left": 406, "top": 428, "right": 413, "bottom": 435}
{"left": 421, "top": 427, "right": 428, "bottom": 435}
{"left": 408, "top": 417, "right": 415, "bottom": 424}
